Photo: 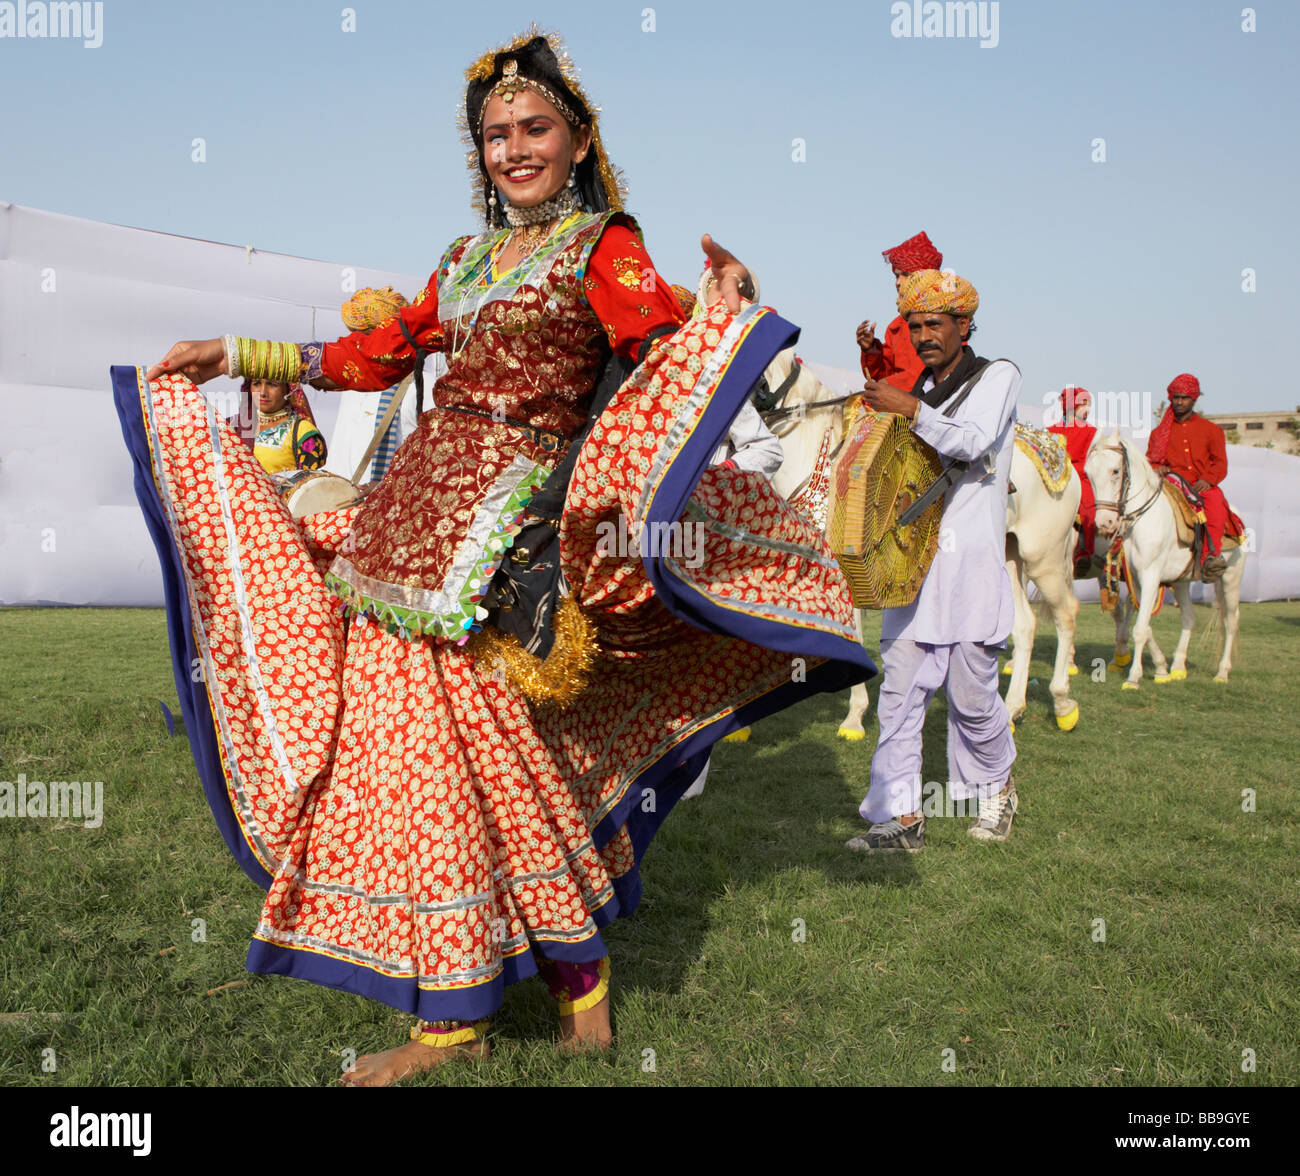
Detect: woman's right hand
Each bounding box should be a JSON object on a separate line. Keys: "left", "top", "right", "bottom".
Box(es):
{"left": 147, "top": 339, "right": 226, "bottom": 384}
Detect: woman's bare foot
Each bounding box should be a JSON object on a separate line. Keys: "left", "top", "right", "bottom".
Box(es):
{"left": 558, "top": 995, "right": 612, "bottom": 1055}
{"left": 338, "top": 1038, "right": 488, "bottom": 1087}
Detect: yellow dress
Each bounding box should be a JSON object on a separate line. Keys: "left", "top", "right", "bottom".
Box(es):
{"left": 252, "top": 410, "right": 327, "bottom": 474}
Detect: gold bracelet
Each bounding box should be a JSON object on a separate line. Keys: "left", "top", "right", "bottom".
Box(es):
{"left": 234, "top": 337, "right": 303, "bottom": 382}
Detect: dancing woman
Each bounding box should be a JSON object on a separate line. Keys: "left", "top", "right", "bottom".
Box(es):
{"left": 115, "top": 31, "right": 871, "bottom": 1086}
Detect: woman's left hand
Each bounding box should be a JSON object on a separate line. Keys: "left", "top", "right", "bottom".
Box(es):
{"left": 701, "top": 234, "right": 753, "bottom": 313}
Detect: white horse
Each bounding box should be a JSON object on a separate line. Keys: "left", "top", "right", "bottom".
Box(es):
{"left": 1002, "top": 451, "right": 1081, "bottom": 730}
{"left": 1086, "top": 433, "right": 1245, "bottom": 688}
{"left": 752, "top": 353, "right": 875, "bottom": 740}
{"left": 1002, "top": 447, "right": 1152, "bottom": 725}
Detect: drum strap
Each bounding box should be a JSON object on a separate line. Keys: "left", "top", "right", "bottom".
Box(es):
{"left": 897, "top": 359, "right": 1010, "bottom": 527}
{"left": 349, "top": 375, "right": 412, "bottom": 484}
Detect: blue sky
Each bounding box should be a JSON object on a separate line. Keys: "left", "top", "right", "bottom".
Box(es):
{"left": 2, "top": 0, "right": 1297, "bottom": 414}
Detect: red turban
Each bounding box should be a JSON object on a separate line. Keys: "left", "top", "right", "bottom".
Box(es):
{"left": 882, "top": 231, "right": 943, "bottom": 275}
{"left": 1150, "top": 375, "right": 1203, "bottom": 464}
{"left": 1060, "top": 386, "right": 1091, "bottom": 416}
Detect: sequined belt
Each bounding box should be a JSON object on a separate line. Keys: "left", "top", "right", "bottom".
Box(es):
{"left": 434, "top": 405, "right": 572, "bottom": 453}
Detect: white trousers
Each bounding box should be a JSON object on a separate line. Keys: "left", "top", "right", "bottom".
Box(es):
{"left": 860, "top": 639, "right": 1016, "bottom": 824}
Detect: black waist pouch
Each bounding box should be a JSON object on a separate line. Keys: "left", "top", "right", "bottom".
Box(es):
{"left": 482, "top": 327, "right": 677, "bottom": 659}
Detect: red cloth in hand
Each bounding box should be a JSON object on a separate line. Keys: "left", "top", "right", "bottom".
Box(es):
{"left": 860, "top": 315, "right": 925, "bottom": 391}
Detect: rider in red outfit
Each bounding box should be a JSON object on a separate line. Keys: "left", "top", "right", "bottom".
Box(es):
{"left": 1147, "top": 373, "right": 1231, "bottom": 581}
{"left": 1048, "top": 386, "right": 1097, "bottom": 577}
{"left": 856, "top": 231, "right": 941, "bottom": 392}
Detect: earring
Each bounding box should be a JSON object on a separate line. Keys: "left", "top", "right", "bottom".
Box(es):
{"left": 569, "top": 164, "right": 578, "bottom": 191}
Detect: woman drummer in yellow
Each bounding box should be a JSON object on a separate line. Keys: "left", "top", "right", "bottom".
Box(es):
{"left": 240, "top": 378, "right": 328, "bottom": 474}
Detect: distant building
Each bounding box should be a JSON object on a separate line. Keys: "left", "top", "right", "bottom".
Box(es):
{"left": 1203, "top": 408, "right": 1300, "bottom": 456}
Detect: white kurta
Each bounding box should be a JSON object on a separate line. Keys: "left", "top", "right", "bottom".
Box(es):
{"left": 881, "top": 359, "right": 1020, "bottom": 646}
{"left": 710, "top": 401, "right": 784, "bottom": 477}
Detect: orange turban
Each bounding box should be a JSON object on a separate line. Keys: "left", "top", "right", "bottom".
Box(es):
{"left": 342, "top": 286, "right": 410, "bottom": 331}
{"left": 897, "top": 269, "right": 979, "bottom": 317}
{"left": 671, "top": 284, "right": 699, "bottom": 319}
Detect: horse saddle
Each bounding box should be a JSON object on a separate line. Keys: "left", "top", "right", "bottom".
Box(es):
{"left": 1161, "top": 478, "right": 1199, "bottom": 547}
{"left": 1160, "top": 476, "right": 1244, "bottom": 580}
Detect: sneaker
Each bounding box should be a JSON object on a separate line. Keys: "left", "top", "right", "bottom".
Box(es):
{"left": 1200, "top": 554, "right": 1226, "bottom": 582}
{"left": 968, "top": 780, "right": 1018, "bottom": 842}
{"left": 846, "top": 816, "right": 925, "bottom": 854}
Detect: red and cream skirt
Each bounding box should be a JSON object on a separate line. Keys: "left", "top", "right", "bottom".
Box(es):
{"left": 112, "top": 304, "right": 872, "bottom": 1022}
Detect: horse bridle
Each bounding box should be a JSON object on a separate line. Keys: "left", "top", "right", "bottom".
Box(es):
{"left": 1093, "top": 442, "right": 1164, "bottom": 534}
{"left": 757, "top": 362, "right": 857, "bottom": 431}
{"left": 755, "top": 362, "right": 857, "bottom": 504}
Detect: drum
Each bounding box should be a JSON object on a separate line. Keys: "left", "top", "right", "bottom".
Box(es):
{"left": 274, "top": 470, "right": 363, "bottom": 520}
{"left": 827, "top": 410, "right": 944, "bottom": 609}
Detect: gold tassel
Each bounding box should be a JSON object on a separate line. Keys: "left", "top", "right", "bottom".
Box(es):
{"left": 468, "top": 594, "right": 599, "bottom": 707}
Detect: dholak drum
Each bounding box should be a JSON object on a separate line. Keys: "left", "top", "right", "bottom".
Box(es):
{"left": 827, "top": 410, "right": 944, "bottom": 609}
{"left": 274, "top": 470, "right": 364, "bottom": 520}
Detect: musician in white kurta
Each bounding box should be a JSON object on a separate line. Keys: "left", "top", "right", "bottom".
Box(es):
{"left": 711, "top": 400, "right": 784, "bottom": 476}
{"left": 847, "top": 269, "right": 1019, "bottom": 851}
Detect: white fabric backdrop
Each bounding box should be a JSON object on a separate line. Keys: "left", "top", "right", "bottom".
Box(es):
{"left": 1, "top": 203, "right": 426, "bottom": 605}
{"left": 2, "top": 204, "right": 1297, "bottom": 606}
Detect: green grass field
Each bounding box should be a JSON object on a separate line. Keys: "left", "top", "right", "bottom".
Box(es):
{"left": 1, "top": 602, "right": 1296, "bottom": 1087}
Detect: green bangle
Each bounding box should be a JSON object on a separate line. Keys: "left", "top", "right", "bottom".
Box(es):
{"left": 235, "top": 337, "right": 302, "bottom": 382}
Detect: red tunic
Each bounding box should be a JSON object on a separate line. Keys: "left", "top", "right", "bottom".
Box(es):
{"left": 1049, "top": 422, "right": 1096, "bottom": 467}
{"left": 1048, "top": 422, "right": 1097, "bottom": 560}
{"left": 860, "top": 315, "right": 925, "bottom": 392}
{"left": 1147, "top": 413, "right": 1227, "bottom": 486}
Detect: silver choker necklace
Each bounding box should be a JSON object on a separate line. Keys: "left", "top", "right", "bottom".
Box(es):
{"left": 504, "top": 187, "right": 580, "bottom": 228}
